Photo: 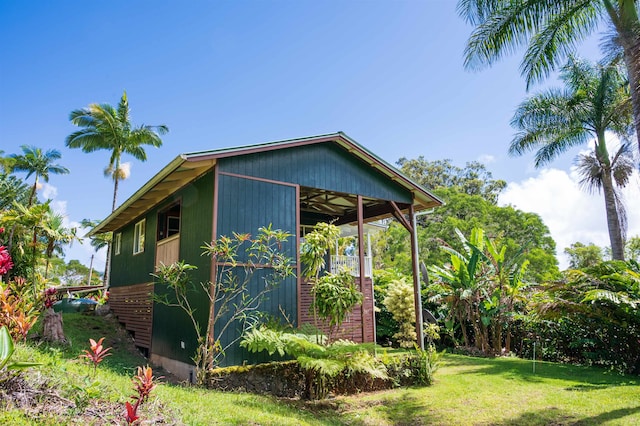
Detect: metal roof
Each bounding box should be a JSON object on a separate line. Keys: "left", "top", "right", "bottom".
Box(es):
{"left": 88, "top": 132, "right": 443, "bottom": 236}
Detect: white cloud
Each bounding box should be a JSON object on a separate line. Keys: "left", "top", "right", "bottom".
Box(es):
{"left": 36, "top": 183, "right": 106, "bottom": 272}
{"left": 499, "top": 168, "right": 640, "bottom": 269}
{"left": 41, "top": 182, "right": 57, "bottom": 200}
{"left": 119, "top": 162, "right": 131, "bottom": 179}
{"left": 477, "top": 154, "right": 496, "bottom": 164}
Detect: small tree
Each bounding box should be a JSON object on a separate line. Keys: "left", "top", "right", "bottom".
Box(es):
{"left": 153, "top": 225, "right": 294, "bottom": 385}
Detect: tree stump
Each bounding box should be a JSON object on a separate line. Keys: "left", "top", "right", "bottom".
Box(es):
{"left": 95, "top": 303, "right": 110, "bottom": 317}
{"left": 42, "top": 307, "right": 66, "bottom": 343}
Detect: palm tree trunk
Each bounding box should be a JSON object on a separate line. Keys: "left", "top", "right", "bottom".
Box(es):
{"left": 620, "top": 30, "right": 640, "bottom": 156}
{"left": 601, "top": 170, "right": 625, "bottom": 260}
{"left": 27, "top": 175, "right": 39, "bottom": 207}
{"left": 103, "top": 172, "right": 119, "bottom": 288}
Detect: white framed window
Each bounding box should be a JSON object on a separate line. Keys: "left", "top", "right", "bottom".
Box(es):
{"left": 114, "top": 232, "right": 122, "bottom": 255}
{"left": 133, "top": 219, "right": 145, "bottom": 255}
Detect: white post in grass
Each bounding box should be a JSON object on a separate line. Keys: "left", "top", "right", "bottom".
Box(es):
{"left": 533, "top": 341, "right": 536, "bottom": 374}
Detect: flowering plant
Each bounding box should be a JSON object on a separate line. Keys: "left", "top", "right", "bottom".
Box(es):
{"left": 0, "top": 246, "right": 13, "bottom": 276}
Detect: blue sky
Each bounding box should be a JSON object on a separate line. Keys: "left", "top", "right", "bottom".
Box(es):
{"left": 1, "top": 1, "right": 636, "bottom": 269}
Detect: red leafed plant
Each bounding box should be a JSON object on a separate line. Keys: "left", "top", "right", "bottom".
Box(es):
{"left": 80, "top": 337, "right": 111, "bottom": 376}
{"left": 43, "top": 287, "right": 57, "bottom": 309}
{"left": 0, "top": 245, "right": 13, "bottom": 276}
{"left": 0, "top": 278, "right": 38, "bottom": 341}
{"left": 125, "top": 401, "right": 140, "bottom": 425}
{"left": 125, "top": 366, "right": 161, "bottom": 425}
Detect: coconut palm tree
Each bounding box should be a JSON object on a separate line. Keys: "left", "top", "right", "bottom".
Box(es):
{"left": 510, "top": 57, "right": 633, "bottom": 259}
{"left": 66, "top": 91, "right": 168, "bottom": 212}
{"left": 10, "top": 146, "right": 70, "bottom": 207}
{"left": 459, "top": 0, "right": 640, "bottom": 154}
{"left": 67, "top": 92, "right": 167, "bottom": 287}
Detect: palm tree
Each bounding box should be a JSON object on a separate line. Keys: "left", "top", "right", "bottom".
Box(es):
{"left": 10, "top": 146, "right": 70, "bottom": 207}
{"left": 42, "top": 212, "right": 79, "bottom": 279}
{"left": 459, "top": 0, "right": 640, "bottom": 154}
{"left": 576, "top": 143, "right": 635, "bottom": 251}
{"left": 0, "top": 174, "right": 30, "bottom": 211}
{"left": 66, "top": 91, "right": 168, "bottom": 211}
{"left": 81, "top": 218, "right": 112, "bottom": 287}
{"left": 67, "top": 92, "right": 167, "bottom": 287}
{"left": 510, "top": 58, "right": 633, "bottom": 259}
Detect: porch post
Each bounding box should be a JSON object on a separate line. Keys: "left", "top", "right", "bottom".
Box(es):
{"left": 409, "top": 205, "right": 425, "bottom": 350}
{"left": 357, "top": 195, "right": 366, "bottom": 342}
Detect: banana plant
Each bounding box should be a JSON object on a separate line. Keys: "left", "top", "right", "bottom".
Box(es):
{"left": 429, "top": 228, "right": 489, "bottom": 348}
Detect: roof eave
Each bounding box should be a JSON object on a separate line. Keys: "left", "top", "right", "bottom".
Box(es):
{"left": 87, "top": 155, "right": 188, "bottom": 236}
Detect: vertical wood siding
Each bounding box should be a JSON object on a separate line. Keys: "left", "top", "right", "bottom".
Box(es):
{"left": 216, "top": 174, "right": 297, "bottom": 366}
{"left": 218, "top": 143, "right": 412, "bottom": 204}
{"left": 151, "top": 172, "right": 214, "bottom": 365}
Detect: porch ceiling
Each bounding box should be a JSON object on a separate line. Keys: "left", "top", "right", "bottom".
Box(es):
{"left": 299, "top": 186, "right": 409, "bottom": 225}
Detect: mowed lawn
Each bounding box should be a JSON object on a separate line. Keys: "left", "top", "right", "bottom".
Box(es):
{"left": 4, "top": 314, "right": 640, "bottom": 425}
{"left": 323, "top": 354, "right": 640, "bottom": 426}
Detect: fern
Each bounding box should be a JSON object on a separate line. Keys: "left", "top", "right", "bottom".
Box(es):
{"left": 241, "top": 325, "right": 388, "bottom": 398}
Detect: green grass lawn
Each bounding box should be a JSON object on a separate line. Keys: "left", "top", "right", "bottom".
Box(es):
{"left": 3, "top": 313, "right": 640, "bottom": 425}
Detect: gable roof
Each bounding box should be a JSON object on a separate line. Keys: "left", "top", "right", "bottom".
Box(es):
{"left": 88, "top": 132, "right": 442, "bottom": 236}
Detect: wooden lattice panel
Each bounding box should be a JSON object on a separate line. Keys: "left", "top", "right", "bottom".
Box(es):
{"left": 108, "top": 283, "right": 154, "bottom": 349}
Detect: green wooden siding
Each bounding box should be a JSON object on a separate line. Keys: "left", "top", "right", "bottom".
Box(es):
{"left": 151, "top": 171, "right": 214, "bottom": 364}
{"left": 218, "top": 143, "right": 412, "bottom": 203}
{"left": 110, "top": 215, "right": 157, "bottom": 287}
{"left": 216, "top": 174, "right": 297, "bottom": 366}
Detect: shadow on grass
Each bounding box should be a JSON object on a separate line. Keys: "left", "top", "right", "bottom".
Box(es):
{"left": 570, "top": 406, "right": 640, "bottom": 425}
{"left": 442, "top": 354, "right": 639, "bottom": 389}
{"left": 490, "top": 407, "right": 576, "bottom": 425}
{"left": 489, "top": 406, "right": 640, "bottom": 426}
{"left": 376, "top": 393, "right": 436, "bottom": 426}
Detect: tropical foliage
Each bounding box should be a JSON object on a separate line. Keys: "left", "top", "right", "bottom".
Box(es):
{"left": 300, "top": 222, "right": 364, "bottom": 341}
{"left": 382, "top": 278, "right": 417, "bottom": 348}
{"left": 241, "top": 325, "right": 387, "bottom": 399}
{"left": 510, "top": 57, "right": 634, "bottom": 259}
{"left": 530, "top": 260, "right": 640, "bottom": 374}
{"left": 428, "top": 227, "right": 530, "bottom": 355}
{"left": 459, "top": 0, "right": 640, "bottom": 155}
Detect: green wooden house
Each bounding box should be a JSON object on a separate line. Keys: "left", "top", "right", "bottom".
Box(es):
{"left": 89, "top": 132, "right": 442, "bottom": 380}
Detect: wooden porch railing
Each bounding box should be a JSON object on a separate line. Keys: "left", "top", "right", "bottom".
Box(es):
{"left": 155, "top": 234, "right": 180, "bottom": 269}
{"left": 330, "top": 255, "right": 372, "bottom": 278}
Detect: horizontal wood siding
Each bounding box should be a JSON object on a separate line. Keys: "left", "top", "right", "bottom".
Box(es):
{"left": 216, "top": 174, "right": 297, "bottom": 366}
{"left": 218, "top": 143, "right": 412, "bottom": 203}
{"left": 109, "top": 283, "right": 154, "bottom": 349}
{"left": 152, "top": 171, "right": 214, "bottom": 365}
{"left": 299, "top": 277, "right": 374, "bottom": 343}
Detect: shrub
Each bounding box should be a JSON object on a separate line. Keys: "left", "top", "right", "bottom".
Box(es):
{"left": 383, "top": 278, "right": 417, "bottom": 347}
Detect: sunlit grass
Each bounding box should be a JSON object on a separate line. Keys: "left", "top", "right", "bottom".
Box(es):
{"left": 4, "top": 314, "right": 640, "bottom": 425}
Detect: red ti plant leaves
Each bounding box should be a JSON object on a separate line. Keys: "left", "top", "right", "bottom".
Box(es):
{"left": 124, "top": 366, "right": 161, "bottom": 425}
{"left": 124, "top": 401, "right": 140, "bottom": 425}
{"left": 132, "top": 365, "right": 159, "bottom": 404}
{"left": 80, "top": 337, "right": 111, "bottom": 376}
